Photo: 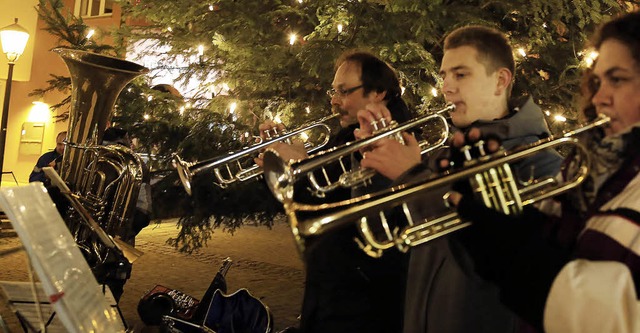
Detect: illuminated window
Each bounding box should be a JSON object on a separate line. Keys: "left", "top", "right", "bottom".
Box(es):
{"left": 75, "top": 0, "right": 114, "bottom": 17}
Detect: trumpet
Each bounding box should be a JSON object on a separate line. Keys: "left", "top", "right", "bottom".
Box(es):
{"left": 270, "top": 114, "right": 609, "bottom": 257}
{"left": 173, "top": 113, "right": 338, "bottom": 195}
{"left": 264, "top": 104, "right": 454, "bottom": 201}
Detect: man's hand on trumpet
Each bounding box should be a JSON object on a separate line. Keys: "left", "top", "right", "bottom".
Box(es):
{"left": 354, "top": 103, "right": 393, "bottom": 140}
{"left": 254, "top": 120, "right": 308, "bottom": 167}
{"left": 440, "top": 128, "right": 503, "bottom": 206}
{"left": 355, "top": 105, "right": 422, "bottom": 181}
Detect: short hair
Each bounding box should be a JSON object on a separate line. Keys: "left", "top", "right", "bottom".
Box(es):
{"left": 444, "top": 26, "right": 516, "bottom": 78}
{"left": 56, "top": 131, "right": 67, "bottom": 140}
{"left": 335, "top": 50, "right": 402, "bottom": 102}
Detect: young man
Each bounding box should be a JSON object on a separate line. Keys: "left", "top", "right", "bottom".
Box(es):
{"left": 358, "top": 26, "right": 563, "bottom": 333}
{"left": 445, "top": 12, "right": 640, "bottom": 333}
{"left": 29, "top": 131, "right": 67, "bottom": 184}
{"left": 257, "top": 50, "right": 411, "bottom": 333}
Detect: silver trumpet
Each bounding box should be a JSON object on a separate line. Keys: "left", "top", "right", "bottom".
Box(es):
{"left": 263, "top": 104, "right": 454, "bottom": 202}
{"left": 267, "top": 114, "right": 609, "bottom": 257}
{"left": 173, "top": 114, "right": 338, "bottom": 195}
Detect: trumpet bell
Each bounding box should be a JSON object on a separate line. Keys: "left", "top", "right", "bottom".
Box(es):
{"left": 263, "top": 149, "right": 294, "bottom": 203}
{"left": 173, "top": 154, "right": 194, "bottom": 196}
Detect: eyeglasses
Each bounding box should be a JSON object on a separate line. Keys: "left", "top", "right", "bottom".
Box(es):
{"left": 326, "top": 85, "right": 364, "bottom": 98}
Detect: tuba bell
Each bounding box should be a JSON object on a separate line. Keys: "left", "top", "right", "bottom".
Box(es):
{"left": 54, "top": 48, "right": 149, "bottom": 284}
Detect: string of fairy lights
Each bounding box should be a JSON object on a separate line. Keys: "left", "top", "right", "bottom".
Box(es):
{"left": 80, "top": 3, "right": 602, "bottom": 130}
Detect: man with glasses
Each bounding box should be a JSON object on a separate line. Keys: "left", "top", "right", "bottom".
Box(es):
{"left": 257, "top": 50, "right": 412, "bottom": 333}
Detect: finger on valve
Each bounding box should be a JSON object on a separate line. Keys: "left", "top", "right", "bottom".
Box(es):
{"left": 365, "top": 103, "right": 392, "bottom": 123}
{"left": 357, "top": 103, "right": 393, "bottom": 137}
{"left": 259, "top": 120, "right": 285, "bottom": 140}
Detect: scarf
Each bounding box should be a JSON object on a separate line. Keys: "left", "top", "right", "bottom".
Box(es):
{"left": 570, "top": 122, "right": 640, "bottom": 214}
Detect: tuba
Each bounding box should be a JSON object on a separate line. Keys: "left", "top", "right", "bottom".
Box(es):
{"left": 54, "top": 48, "right": 149, "bottom": 283}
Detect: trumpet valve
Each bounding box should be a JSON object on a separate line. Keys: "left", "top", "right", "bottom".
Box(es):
{"left": 475, "top": 140, "right": 486, "bottom": 156}
{"left": 370, "top": 119, "right": 380, "bottom": 132}
{"left": 461, "top": 145, "right": 472, "bottom": 161}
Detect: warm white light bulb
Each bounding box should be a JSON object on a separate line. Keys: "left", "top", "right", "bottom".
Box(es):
{"left": 431, "top": 87, "right": 438, "bottom": 97}
{"left": 229, "top": 102, "right": 237, "bottom": 114}
{"left": 337, "top": 24, "right": 343, "bottom": 33}
{"left": 274, "top": 115, "right": 282, "bottom": 124}
{"left": 554, "top": 114, "right": 566, "bottom": 122}
{"left": 197, "top": 45, "right": 204, "bottom": 56}
{"left": 143, "top": 114, "right": 150, "bottom": 120}
{"left": 86, "top": 29, "right": 95, "bottom": 39}
{"left": 305, "top": 106, "right": 311, "bottom": 114}
{"left": 518, "top": 48, "right": 526, "bottom": 57}
{"left": 209, "top": 4, "right": 214, "bottom": 11}
{"left": 584, "top": 50, "right": 599, "bottom": 67}
{"left": 289, "top": 34, "right": 297, "bottom": 45}
{"left": 27, "top": 101, "right": 50, "bottom": 123}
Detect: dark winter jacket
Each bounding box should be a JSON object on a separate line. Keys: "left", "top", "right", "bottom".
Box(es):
{"left": 401, "top": 96, "right": 563, "bottom": 333}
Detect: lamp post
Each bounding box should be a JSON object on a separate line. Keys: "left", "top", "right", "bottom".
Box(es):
{"left": 0, "top": 18, "right": 29, "bottom": 185}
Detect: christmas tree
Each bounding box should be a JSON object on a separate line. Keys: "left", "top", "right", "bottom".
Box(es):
{"left": 35, "top": 0, "right": 637, "bottom": 251}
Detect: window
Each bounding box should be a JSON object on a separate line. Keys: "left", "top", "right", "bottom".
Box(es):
{"left": 75, "top": 0, "right": 114, "bottom": 17}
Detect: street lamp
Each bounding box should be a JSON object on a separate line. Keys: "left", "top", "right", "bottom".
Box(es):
{"left": 0, "top": 18, "right": 29, "bottom": 185}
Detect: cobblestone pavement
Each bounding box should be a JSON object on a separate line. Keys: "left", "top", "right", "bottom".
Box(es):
{"left": 0, "top": 218, "right": 304, "bottom": 332}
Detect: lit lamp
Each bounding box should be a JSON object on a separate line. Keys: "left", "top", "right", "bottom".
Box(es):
{"left": 0, "top": 18, "right": 29, "bottom": 184}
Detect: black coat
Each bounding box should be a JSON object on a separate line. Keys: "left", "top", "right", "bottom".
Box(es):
{"left": 299, "top": 98, "right": 412, "bottom": 333}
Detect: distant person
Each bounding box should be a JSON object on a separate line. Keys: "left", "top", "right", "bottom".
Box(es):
{"left": 29, "top": 131, "right": 67, "bottom": 185}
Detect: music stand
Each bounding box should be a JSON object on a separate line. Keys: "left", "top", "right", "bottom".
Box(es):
{"left": 0, "top": 182, "right": 126, "bottom": 332}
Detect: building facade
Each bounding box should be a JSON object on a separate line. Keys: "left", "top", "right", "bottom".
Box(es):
{"left": 0, "top": 0, "right": 125, "bottom": 185}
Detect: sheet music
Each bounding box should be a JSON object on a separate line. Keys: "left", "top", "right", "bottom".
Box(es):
{"left": 0, "top": 183, "right": 125, "bottom": 332}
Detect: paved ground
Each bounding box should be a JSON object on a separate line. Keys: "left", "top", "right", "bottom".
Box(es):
{"left": 0, "top": 218, "right": 304, "bottom": 332}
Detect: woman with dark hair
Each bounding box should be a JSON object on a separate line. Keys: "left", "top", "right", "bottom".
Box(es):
{"left": 446, "top": 11, "right": 640, "bottom": 333}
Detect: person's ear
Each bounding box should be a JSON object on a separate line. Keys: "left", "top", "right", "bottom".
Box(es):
{"left": 495, "top": 68, "right": 513, "bottom": 96}
{"left": 372, "top": 90, "right": 387, "bottom": 102}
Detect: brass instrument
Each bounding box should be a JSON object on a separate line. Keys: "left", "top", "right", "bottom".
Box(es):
{"left": 267, "top": 114, "right": 609, "bottom": 257}
{"left": 263, "top": 104, "right": 454, "bottom": 202}
{"left": 54, "top": 48, "right": 148, "bottom": 282}
{"left": 173, "top": 114, "right": 337, "bottom": 195}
